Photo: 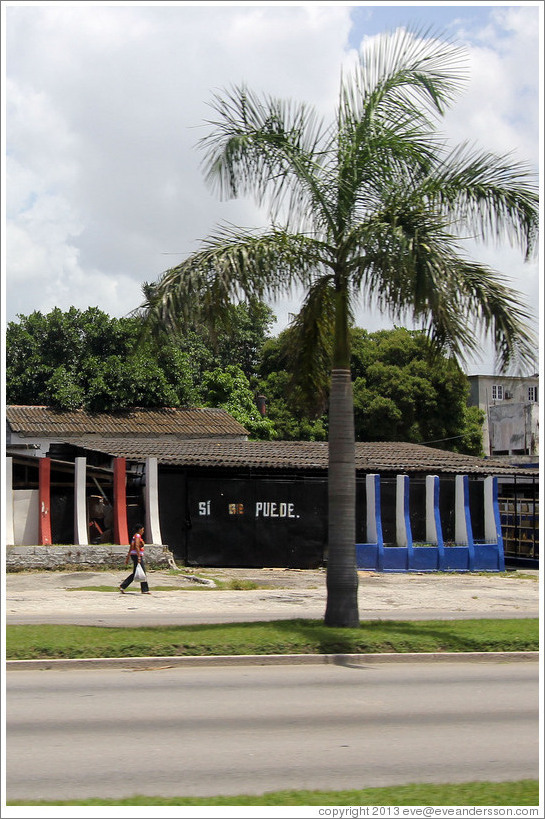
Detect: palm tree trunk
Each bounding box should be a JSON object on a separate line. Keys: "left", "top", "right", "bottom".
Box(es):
{"left": 325, "top": 369, "right": 359, "bottom": 626}
{"left": 324, "top": 283, "right": 359, "bottom": 627}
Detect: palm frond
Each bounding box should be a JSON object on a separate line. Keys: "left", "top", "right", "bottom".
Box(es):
{"left": 423, "top": 142, "right": 539, "bottom": 260}
{"left": 140, "top": 226, "right": 328, "bottom": 336}
{"left": 351, "top": 211, "right": 536, "bottom": 372}
{"left": 445, "top": 260, "right": 536, "bottom": 373}
{"left": 356, "top": 26, "right": 467, "bottom": 117}
{"left": 283, "top": 275, "right": 336, "bottom": 415}
{"left": 145, "top": 26, "right": 537, "bottom": 382}
{"left": 335, "top": 27, "right": 466, "bottom": 225}
{"left": 199, "top": 86, "right": 333, "bottom": 233}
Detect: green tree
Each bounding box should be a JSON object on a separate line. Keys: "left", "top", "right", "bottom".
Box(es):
{"left": 258, "top": 326, "right": 482, "bottom": 450}
{"left": 350, "top": 327, "right": 482, "bottom": 454}
{"left": 6, "top": 305, "right": 275, "bottom": 426}
{"left": 140, "top": 287, "right": 275, "bottom": 381}
{"left": 257, "top": 333, "right": 329, "bottom": 439}
{"left": 214, "top": 300, "right": 275, "bottom": 380}
{"left": 199, "top": 365, "right": 276, "bottom": 439}
{"left": 142, "top": 28, "right": 537, "bottom": 626}
{"left": 458, "top": 405, "right": 485, "bottom": 456}
{"left": 257, "top": 369, "right": 328, "bottom": 441}
{"left": 6, "top": 307, "right": 196, "bottom": 411}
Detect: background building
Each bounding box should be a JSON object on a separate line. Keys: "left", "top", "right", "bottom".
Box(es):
{"left": 5, "top": 406, "right": 539, "bottom": 568}
{"left": 468, "top": 374, "right": 539, "bottom": 464}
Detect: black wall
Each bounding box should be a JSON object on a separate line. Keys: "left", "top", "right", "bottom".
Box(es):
{"left": 159, "top": 471, "right": 328, "bottom": 567}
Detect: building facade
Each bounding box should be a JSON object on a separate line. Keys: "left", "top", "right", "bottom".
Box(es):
{"left": 5, "top": 406, "right": 539, "bottom": 567}
{"left": 467, "top": 374, "right": 539, "bottom": 462}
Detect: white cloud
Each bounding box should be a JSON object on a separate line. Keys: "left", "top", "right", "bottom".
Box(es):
{"left": 348, "top": 6, "right": 541, "bottom": 373}
{"left": 441, "top": 6, "right": 539, "bottom": 166}
{"left": 3, "top": 3, "right": 540, "bottom": 375}
{"left": 5, "top": 3, "right": 352, "bottom": 316}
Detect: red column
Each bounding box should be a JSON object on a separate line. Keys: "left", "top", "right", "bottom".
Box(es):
{"left": 38, "top": 457, "right": 52, "bottom": 545}
{"left": 114, "top": 458, "right": 129, "bottom": 545}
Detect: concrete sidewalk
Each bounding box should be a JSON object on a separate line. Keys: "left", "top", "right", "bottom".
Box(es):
{"left": 6, "top": 566, "right": 540, "bottom": 627}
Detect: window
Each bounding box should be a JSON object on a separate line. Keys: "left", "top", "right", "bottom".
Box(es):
{"left": 492, "top": 385, "right": 504, "bottom": 401}
{"left": 528, "top": 386, "right": 538, "bottom": 402}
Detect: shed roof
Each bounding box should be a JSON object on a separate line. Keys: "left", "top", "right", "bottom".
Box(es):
{"left": 6, "top": 405, "right": 248, "bottom": 439}
{"left": 57, "top": 437, "right": 536, "bottom": 477}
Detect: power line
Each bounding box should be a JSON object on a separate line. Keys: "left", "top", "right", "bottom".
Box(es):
{"left": 421, "top": 434, "right": 466, "bottom": 445}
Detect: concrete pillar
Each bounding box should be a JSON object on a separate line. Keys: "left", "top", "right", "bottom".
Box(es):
{"left": 396, "top": 474, "right": 412, "bottom": 548}
{"left": 484, "top": 475, "right": 498, "bottom": 542}
{"left": 5, "top": 457, "right": 15, "bottom": 545}
{"left": 425, "top": 475, "right": 442, "bottom": 545}
{"left": 74, "top": 457, "right": 88, "bottom": 545}
{"left": 455, "top": 474, "right": 475, "bottom": 570}
{"left": 484, "top": 475, "right": 505, "bottom": 571}
{"left": 365, "top": 473, "right": 383, "bottom": 545}
{"left": 113, "top": 458, "right": 129, "bottom": 546}
{"left": 38, "top": 457, "right": 52, "bottom": 545}
{"left": 455, "top": 475, "right": 471, "bottom": 545}
{"left": 144, "top": 457, "right": 163, "bottom": 545}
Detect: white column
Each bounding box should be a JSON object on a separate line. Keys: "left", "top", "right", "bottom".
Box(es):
{"left": 396, "top": 474, "right": 410, "bottom": 547}
{"left": 455, "top": 474, "right": 471, "bottom": 545}
{"left": 5, "top": 457, "right": 15, "bottom": 546}
{"left": 366, "top": 473, "right": 380, "bottom": 543}
{"left": 484, "top": 475, "right": 498, "bottom": 542}
{"left": 145, "top": 457, "right": 163, "bottom": 545}
{"left": 425, "top": 475, "right": 440, "bottom": 544}
{"left": 74, "top": 457, "right": 88, "bottom": 545}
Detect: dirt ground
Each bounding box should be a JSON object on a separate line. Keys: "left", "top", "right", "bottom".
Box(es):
{"left": 5, "top": 566, "right": 540, "bottom": 627}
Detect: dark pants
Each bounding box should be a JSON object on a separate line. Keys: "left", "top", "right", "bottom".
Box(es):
{"left": 120, "top": 554, "right": 150, "bottom": 593}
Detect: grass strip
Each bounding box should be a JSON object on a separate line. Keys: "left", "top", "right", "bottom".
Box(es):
{"left": 67, "top": 579, "right": 261, "bottom": 591}
{"left": 6, "top": 779, "right": 539, "bottom": 806}
{"left": 6, "top": 618, "right": 538, "bottom": 660}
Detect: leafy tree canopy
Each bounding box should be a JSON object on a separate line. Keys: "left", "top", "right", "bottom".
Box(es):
{"left": 7, "top": 308, "right": 483, "bottom": 451}
{"left": 6, "top": 306, "right": 274, "bottom": 432}
{"left": 6, "top": 307, "right": 191, "bottom": 412}
{"left": 349, "top": 327, "right": 484, "bottom": 454}
{"left": 256, "top": 325, "right": 483, "bottom": 454}
{"left": 257, "top": 334, "right": 329, "bottom": 440}
{"left": 139, "top": 289, "right": 275, "bottom": 381}
{"left": 199, "top": 365, "right": 276, "bottom": 440}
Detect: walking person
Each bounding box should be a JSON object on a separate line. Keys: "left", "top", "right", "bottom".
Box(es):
{"left": 119, "top": 524, "right": 151, "bottom": 594}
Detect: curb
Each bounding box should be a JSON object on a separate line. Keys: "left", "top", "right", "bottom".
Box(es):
{"left": 6, "top": 651, "right": 539, "bottom": 671}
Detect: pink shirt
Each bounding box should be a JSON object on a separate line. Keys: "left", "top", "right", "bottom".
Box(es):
{"left": 129, "top": 533, "right": 145, "bottom": 556}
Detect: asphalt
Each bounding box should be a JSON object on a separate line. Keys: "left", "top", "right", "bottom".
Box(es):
{"left": 6, "top": 566, "right": 540, "bottom": 669}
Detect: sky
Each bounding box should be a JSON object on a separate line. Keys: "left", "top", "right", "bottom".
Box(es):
{"left": 2, "top": 1, "right": 542, "bottom": 375}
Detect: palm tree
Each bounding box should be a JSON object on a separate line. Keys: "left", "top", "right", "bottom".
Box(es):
{"left": 142, "top": 28, "right": 538, "bottom": 627}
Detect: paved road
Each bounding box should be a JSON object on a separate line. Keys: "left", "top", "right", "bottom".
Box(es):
{"left": 6, "top": 661, "right": 538, "bottom": 802}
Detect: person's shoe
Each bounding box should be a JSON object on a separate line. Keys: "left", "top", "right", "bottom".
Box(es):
{"left": 119, "top": 586, "right": 125, "bottom": 594}
{"left": 142, "top": 590, "right": 151, "bottom": 594}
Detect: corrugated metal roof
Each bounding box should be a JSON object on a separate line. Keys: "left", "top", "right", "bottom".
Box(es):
{"left": 6, "top": 405, "right": 248, "bottom": 438}
{"left": 56, "top": 437, "right": 536, "bottom": 477}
